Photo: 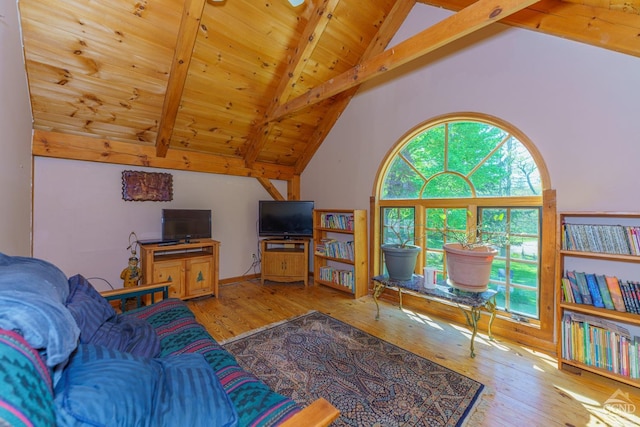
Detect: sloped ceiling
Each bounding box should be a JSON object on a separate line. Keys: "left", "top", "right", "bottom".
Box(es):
{"left": 19, "top": 0, "right": 640, "bottom": 195}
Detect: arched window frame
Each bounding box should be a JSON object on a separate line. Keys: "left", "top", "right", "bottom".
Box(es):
{"left": 371, "top": 112, "right": 557, "bottom": 346}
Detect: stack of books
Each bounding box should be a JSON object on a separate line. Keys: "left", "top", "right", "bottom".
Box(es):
{"left": 562, "top": 223, "right": 640, "bottom": 255}
{"left": 561, "top": 271, "right": 640, "bottom": 314}
{"left": 319, "top": 213, "right": 354, "bottom": 231}
{"left": 561, "top": 312, "right": 640, "bottom": 378}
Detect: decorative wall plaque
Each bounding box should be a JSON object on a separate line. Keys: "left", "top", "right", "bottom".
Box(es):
{"left": 122, "top": 171, "right": 173, "bottom": 202}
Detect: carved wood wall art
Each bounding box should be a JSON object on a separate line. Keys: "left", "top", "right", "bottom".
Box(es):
{"left": 122, "top": 171, "right": 173, "bottom": 201}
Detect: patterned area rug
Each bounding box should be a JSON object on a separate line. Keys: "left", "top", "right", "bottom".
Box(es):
{"left": 222, "top": 311, "right": 485, "bottom": 426}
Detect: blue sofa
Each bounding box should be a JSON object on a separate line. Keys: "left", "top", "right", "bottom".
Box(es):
{"left": 0, "top": 253, "right": 338, "bottom": 426}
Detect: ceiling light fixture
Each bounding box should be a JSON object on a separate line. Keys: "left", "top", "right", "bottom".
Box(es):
{"left": 288, "top": 0, "right": 304, "bottom": 6}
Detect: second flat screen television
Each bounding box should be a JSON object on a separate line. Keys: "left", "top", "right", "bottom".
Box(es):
{"left": 258, "top": 200, "right": 314, "bottom": 239}
{"left": 162, "top": 209, "right": 211, "bottom": 242}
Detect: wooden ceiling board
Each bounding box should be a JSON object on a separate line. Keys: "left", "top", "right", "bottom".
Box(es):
{"left": 19, "top": 0, "right": 182, "bottom": 54}
{"left": 27, "top": 82, "right": 162, "bottom": 134}
{"left": 21, "top": 0, "right": 640, "bottom": 180}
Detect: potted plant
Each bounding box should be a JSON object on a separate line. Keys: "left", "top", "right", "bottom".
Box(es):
{"left": 381, "top": 211, "right": 422, "bottom": 281}
{"left": 438, "top": 212, "right": 511, "bottom": 292}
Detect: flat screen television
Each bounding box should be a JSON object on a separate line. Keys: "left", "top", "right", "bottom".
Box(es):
{"left": 258, "top": 200, "right": 314, "bottom": 239}
{"left": 162, "top": 209, "right": 211, "bottom": 242}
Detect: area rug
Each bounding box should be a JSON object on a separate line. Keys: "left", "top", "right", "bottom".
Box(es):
{"left": 222, "top": 311, "right": 485, "bottom": 426}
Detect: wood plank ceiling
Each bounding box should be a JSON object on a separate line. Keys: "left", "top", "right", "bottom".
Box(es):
{"left": 19, "top": 0, "right": 640, "bottom": 194}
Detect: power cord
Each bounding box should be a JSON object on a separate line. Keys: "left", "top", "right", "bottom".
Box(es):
{"left": 86, "top": 277, "right": 114, "bottom": 290}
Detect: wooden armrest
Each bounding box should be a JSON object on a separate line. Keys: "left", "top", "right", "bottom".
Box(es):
{"left": 100, "top": 282, "right": 170, "bottom": 299}
{"left": 279, "top": 398, "right": 339, "bottom": 427}
{"left": 100, "top": 282, "right": 170, "bottom": 312}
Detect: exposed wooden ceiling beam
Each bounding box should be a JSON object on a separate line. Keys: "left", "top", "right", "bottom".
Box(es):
{"left": 294, "top": 0, "right": 417, "bottom": 173}
{"left": 33, "top": 130, "right": 296, "bottom": 180}
{"left": 244, "top": 0, "right": 341, "bottom": 168}
{"left": 155, "top": 0, "right": 207, "bottom": 158}
{"left": 418, "top": 0, "right": 640, "bottom": 58}
{"left": 268, "top": 0, "right": 541, "bottom": 121}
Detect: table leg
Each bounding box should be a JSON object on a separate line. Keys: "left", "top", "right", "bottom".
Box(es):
{"left": 460, "top": 306, "right": 482, "bottom": 358}
{"left": 485, "top": 296, "right": 497, "bottom": 341}
{"left": 373, "top": 281, "right": 386, "bottom": 320}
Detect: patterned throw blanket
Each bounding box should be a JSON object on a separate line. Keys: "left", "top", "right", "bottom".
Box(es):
{"left": 127, "top": 299, "right": 301, "bottom": 427}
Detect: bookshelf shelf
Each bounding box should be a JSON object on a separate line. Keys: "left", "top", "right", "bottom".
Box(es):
{"left": 557, "top": 212, "right": 640, "bottom": 388}
{"left": 313, "top": 209, "right": 368, "bottom": 299}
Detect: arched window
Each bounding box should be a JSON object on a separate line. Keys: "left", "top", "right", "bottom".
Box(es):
{"left": 374, "top": 113, "right": 554, "bottom": 336}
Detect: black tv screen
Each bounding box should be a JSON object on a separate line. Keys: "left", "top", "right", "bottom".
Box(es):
{"left": 258, "top": 200, "right": 314, "bottom": 238}
{"left": 162, "top": 209, "right": 211, "bottom": 242}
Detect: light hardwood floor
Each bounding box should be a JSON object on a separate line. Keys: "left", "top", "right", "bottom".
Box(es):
{"left": 187, "top": 279, "right": 640, "bottom": 427}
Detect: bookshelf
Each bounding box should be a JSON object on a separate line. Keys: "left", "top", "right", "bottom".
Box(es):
{"left": 313, "top": 209, "right": 368, "bottom": 298}
{"left": 557, "top": 212, "right": 640, "bottom": 388}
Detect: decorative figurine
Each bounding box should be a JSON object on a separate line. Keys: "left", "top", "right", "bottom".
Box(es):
{"left": 121, "top": 256, "right": 141, "bottom": 288}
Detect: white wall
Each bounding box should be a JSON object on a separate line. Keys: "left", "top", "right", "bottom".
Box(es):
{"left": 0, "top": 0, "right": 33, "bottom": 256}
{"left": 34, "top": 157, "right": 285, "bottom": 290}
{"left": 303, "top": 4, "right": 640, "bottom": 214}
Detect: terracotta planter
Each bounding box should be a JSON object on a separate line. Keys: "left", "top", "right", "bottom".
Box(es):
{"left": 381, "top": 244, "right": 421, "bottom": 281}
{"left": 444, "top": 243, "right": 497, "bottom": 292}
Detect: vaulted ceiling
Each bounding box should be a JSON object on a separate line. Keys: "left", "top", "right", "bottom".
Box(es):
{"left": 20, "top": 0, "right": 640, "bottom": 195}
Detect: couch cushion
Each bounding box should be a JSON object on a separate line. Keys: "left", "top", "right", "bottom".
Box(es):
{"left": 128, "top": 299, "right": 301, "bottom": 426}
{"left": 66, "top": 275, "right": 160, "bottom": 358}
{"left": 0, "top": 253, "right": 79, "bottom": 368}
{"left": 54, "top": 344, "right": 238, "bottom": 427}
{"left": 0, "top": 329, "right": 55, "bottom": 427}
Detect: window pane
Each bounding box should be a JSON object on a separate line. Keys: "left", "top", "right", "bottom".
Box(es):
{"left": 448, "top": 122, "right": 507, "bottom": 175}
{"left": 424, "top": 173, "right": 472, "bottom": 198}
{"left": 401, "top": 126, "right": 445, "bottom": 178}
{"left": 510, "top": 287, "right": 539, "bottom": 317}
{"left": 472, "top": 138, "right": 542, "bottom": 197}
{"left": 382, "top": 207, "right": 416, "bottom": 245}
{"left": 382, "top": 158, "right": 424, "bottom": 199}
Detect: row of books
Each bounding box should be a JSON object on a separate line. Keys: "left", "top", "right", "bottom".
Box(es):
{"left": 315, "top": 239, "right": 354, "bottom": 261}
{"left": 317, "top": 266, "right": 354, "bottom": 290}
{"left": 562, "top": 223, "right": 640, "bottom": 255}
{"left": 561, "top": 312, "right": 640, "bottom": 378}
{"left": 561, "top": 271, "right": 640, "bottom": 314}
{"left": 318, "top": 213, "right": 354, "bottom": 231}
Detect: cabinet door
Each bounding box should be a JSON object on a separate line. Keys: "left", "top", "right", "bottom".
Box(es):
{"left": 153, "top": 260, "right": 184, "bottom": 299}
{"left": 186, "top": 258, "right": 212, "bottom": 297}
{"left": 283, "top": 253, "right": 305, "bottom": 277}
{"left": 263, "top": 252, "right": 287, "bottom": 276}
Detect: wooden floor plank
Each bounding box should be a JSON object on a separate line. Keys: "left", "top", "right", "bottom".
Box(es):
{"left": 187, "top": 279, "right": 640, "bottom": 426}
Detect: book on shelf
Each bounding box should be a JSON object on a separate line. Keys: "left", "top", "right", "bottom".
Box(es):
{"left": 562, "top": 223, "right": 639, "bottom": 255}
{"left": 563, "top": 271, "right": 640, "bottom": 314}
{"left": 605, "top": 276, "right": 627, "bottom": 312}
{"left": 566, "top": 271, "right": 583, "bottom": 304}
{"left": 595, "top": 274, "right": 615, "bottom": 311}
{"left": 316, "top": 239, "right": 354, "bottom": 261}
{"left": 561, "top": 311, "right": 640, "bottom": 379}
{"left": 584, "top": 273, "right": 605, "bottom": 308}
{"left": 319, "top": 213, "right": 355, "bottom": 231}
{"left": 318, "top": 265, "right": 354, "bottom": 290}
{"left": 573, "top": 271, "right": 593, "bottom": 305}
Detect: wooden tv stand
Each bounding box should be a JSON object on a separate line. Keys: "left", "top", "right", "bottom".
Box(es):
{"left": 140, "top": 239, "right": 220, "bottom": 300}
{"left": 260, "top": 239, "right": 309, "bottom": 286}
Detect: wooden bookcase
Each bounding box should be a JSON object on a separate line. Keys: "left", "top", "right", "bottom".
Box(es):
{"left": 260, "top": 239, "right": 309, "bottom": 285}
{"left": 313, "top": 209, "right": 368, "bottom": 298}
{"left": 556, "top": 212, "right": 640, "bottom": 388}
{"left": 140, "top": 239, "right": 220, "bottom": 300}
